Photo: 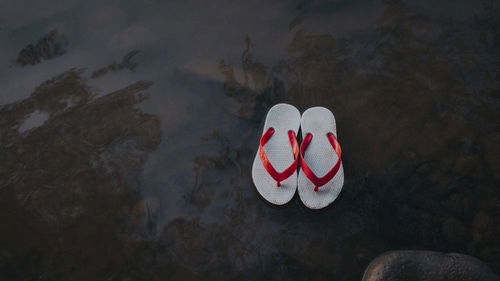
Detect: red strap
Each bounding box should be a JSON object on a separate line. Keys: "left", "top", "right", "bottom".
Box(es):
{"left": 259, "top": 127, "right": 299, "bottom": 187}
{"left": 300, "top": 132, "right": 342, "bottom": 192}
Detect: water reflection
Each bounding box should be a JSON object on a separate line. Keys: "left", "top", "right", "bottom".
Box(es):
{"left": 0, "top": 0, "right": 499, "bottom": 280}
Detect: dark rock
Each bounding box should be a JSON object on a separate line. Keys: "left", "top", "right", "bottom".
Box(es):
{"left": 362, "top": 250, "right": 500, "bottom": 281}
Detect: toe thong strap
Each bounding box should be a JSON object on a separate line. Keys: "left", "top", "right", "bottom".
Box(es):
{"left": 300, "top": 132, "right": 342, "bottom": 191}
{"left": 259, "top": 127, "right": 299, "bottom": 187}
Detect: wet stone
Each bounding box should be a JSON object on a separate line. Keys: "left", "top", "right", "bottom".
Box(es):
{"left": 362, "top": 250, "right": 500, "bottom": 281}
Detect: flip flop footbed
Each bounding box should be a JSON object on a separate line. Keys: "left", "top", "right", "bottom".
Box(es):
{"left": 252, "top": 103, "right": 301, "bottom": 205}
{"left": 298, "top": 107, "right": 344, "bottom": 209}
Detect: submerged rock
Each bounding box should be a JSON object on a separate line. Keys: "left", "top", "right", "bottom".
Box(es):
{"left": 362, "top": 250, "right": 499, "bottom": 281}
{"left": 16, "top": 29, "right": 68, "bottom": 66}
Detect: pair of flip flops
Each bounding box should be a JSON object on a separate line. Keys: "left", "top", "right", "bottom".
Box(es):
{"left": 252, "top": 103, "right": 344, "bottom": 209}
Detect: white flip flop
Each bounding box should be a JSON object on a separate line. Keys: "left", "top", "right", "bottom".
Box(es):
{"left": 252, "top": 103, "right": 301, "bottom": 205}
{"left": 298, "top": 107, "right": 344, "bottom": 209}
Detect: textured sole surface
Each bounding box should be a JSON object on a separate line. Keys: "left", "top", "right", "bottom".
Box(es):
{"left": 298, "top": 107, "right": 344, "bottom": 209}
{"left": 252, "top": 103, "right": 301, "bottom": 205}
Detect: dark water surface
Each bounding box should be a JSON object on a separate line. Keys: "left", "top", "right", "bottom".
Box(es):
{"left": 1, "top": 0, "right": 499, "bottom": 280}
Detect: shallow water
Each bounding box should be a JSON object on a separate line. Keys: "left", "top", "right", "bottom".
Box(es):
{"left": 0, "top": 0, "right": 499, "bottom": 280}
